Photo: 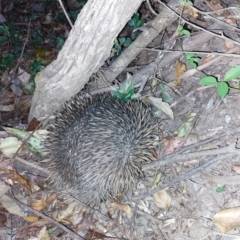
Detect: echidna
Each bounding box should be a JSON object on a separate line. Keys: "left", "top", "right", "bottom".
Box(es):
{"left": 45, "top": 93, "right": 158, "bottom": 207}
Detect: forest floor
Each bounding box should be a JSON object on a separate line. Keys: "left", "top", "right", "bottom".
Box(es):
{"left": 1, "top": 0, "right": 240, "bottom": 239}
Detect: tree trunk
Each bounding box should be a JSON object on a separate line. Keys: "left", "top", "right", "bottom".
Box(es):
{"left": 29, "top": 0, "right": 143, "bottom": 122}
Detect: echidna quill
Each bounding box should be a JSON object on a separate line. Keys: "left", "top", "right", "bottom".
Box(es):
{"left": 44, "top": 93, "right": 159, "bottom": 207}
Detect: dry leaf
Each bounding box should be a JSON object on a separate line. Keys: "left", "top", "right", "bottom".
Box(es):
{"left": 0, "top": 137, "right": 22, "bottom": 156}
{"left": 148, "top": 96, "right": 174, "bottom": 119}
{"left": 0, "top": 194, "right": 26, "bottom": 217}
{"left": 224, "top": 39, "right": 235, "bottom": 50}
{"left": 57, "top": 203, "right": 83, "bottom": 220}
{"left": 0, "top": 105, "right": 14, "bottom": 112}
{"left": 202, "top": 54, "right": 213, "bottom": 64}
{"left": 206, "top": 1, "right": 223, "bottom": 11}
{"left": 31, "top": 199, "right": 47, "bottom": 211}
{"left": 24, "top": 216, "right": 39, "bottom": 222}
{"left": 163, "top": 137, "right": 184, "bottom": 155}
{"left": 183, "top": 6, "right": 198, "bottom": 18}
{"left": 37, "top": 226, "right": 50, "bottom": 240}
{"left": 224, "top": 17, "right": 236, "bottom": 26}
{"left": 3, "top": 169, "right": 32, "bottom": 192}
{"left": 111, "top": 202, "right": 133, "bottom": 218}
{"left": 45, "top": 193, "right": 57, "bottom": 205}
{"left": 0, "top": 180, "right": 10, "bottom": 198}
{"left": 0, "top": 213, "right": 7, "bottom": 227}
{"left": 153, "top": 190, "right": 171, "bottom": 210}
{"left": 213, "top": 206, "right": 240, "bottom": 233}
{"left": 232, "top": 164, "right": 240, "bottom": 173}
{"left": 173, "top": 61, "right": 186, "bottom": 87}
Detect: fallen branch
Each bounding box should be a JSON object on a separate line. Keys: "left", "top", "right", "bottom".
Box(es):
{"left": 143, "top": 142, "right": 239, "bottom": 170}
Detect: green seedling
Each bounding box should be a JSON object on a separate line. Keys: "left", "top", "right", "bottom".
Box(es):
{"left": 114, "top": 73, "right": 134, "bottom": 100}
{"left": 185, "top": 53, "right": 200, "bottom": 69}
{"left": 113, "top": 37, "right": 132, "bottom": 57}
{"left": 200, "top": 65, "right": 240, "bottom": 99}
{"left": 128, "top": 12, "right": 145, "bottom": 29}
{"left": 178, "top": 25, "right": 191, "bottom": 36}
{"left": 216, "top": 185, "right": 226, "bottom": 193}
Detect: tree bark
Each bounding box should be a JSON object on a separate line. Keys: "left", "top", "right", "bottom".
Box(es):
{"left": 29, "top": 0, "right": 143, "bottom": 122}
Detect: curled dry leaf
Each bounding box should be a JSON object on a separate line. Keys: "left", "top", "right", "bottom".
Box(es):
{"left": 213, "top": 206, "right": 240, "bottom": 233}
{"left": 173, "top": 60, "right": 186, "bottom": 87}
{"left": 110, "top": 202, "right": 133, "bottom": 218}
{"left": 148, "top": 96, "right": 174, "bottom": 119}
{"left": 31, "top": 199, "right": 47, "bottom": 211}
{"left": 37, "top": 226, "right": 50, "bottom": 240}
{"left": 153, "top": 190, "right": 171, "bottom": 211}
{"left": 56, "top": 203, "right": 83, "bottom": 221}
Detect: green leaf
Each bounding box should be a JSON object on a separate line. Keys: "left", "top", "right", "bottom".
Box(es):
{"left": 216, "top": 185, "right": 226, "bottom": 193}
{"left": 0, "top": 24, "right": 9, "bottom": 34}
{"left": 188, "top": 59, "right": 197, "bottom": 69}
{"left": 0, "top": 53, "right": 14, "bottom": 70}
{"left": 216, "top": 82, "right": 229, "bottom": 98}
{"left": 178, "top": 25, "right": 191, "bottom": 36}
{"left": 178, "top": 25, "right": 183, "bottom": 31}
{"left": 118, "top": 37, "right": 126, "bottom": 45}
{"left": 177, "top": 113, "right": 196, "bottom": 137}
{"left": 162, "top": 92, "right": 173, "bottom": 103}
{"left": 56, "top": 37, "right": 65, "bottom": 47}
{"left": 185, "top": 53, "right": 194, "bottom": 60}
{"left": 181, "top": 30, "right": 191, "bottom": 36}
{"left": 114, "top": 73, "right": 134, "bottom": 100}
{"left": 122, "top": 37, "right": 132, "bottom": 47}
{"left": 0, "top": 35, "right": 8, "bottom": 41}
{"left": 128, "top": 13, "right": 145, "bottom": 29}
{"left": 192, "top": 57, "right": 200, "bottom": 62}
{"left": 224, "top": 65, "right": 240, "bottom": 81}
{"left": 199, "top": 76, "right": 217, "bottom": 86}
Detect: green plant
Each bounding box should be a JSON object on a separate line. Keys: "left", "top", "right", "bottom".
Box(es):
{"left": 113, "top": 37, "right": 132, "bottom": 57}
{"left": 0, "top": 54, "right": 14, "bottom": 71}
{"left": 200, "top": 65, "right": 240, "bottom": 99}
{"left": 114, "top": 73, "right": 134, "bottom": 100}
{"left": 178, "top": 25, "right": 191, "bottom": 36}
{"left": 185, "top": 53, "right": 200, "bottom": 69}
{"left": 216, "top": 185, "right": 226, "bottom": 193}
{"left": 128, "top": 12, "right": 145, "bottom": 29}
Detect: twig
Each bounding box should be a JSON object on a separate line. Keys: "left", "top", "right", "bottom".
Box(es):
{"left": 57, "top": 0, "right": 73, "bottom": 28}
{"left": 191, "top": 5, "right": 240, "bottom": 32}
{"left": 143, "top": 48, "right": 240, "bottom": 58}
{"left": 157, "top": 1, "right": 240, "bottom": 47}
{"left": 143, "top": 142, "right": 239, "bottom": 170}
{"left": 149, "top": 156, "right": 219, "bottom": 195}
{"left": 181, "top": 46, "right": 240, "bottom": 79}
{"left": 146, "top": 0, "right": 158, "bottom": 16}
{"left": 14, "top": 19, "right": 32, "bottom": 72}
{"left": 136, "top": 156, "right": 221, "bottom": 199}
{"left": 9, "top": 194, "right": 84, "bottom": 240}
